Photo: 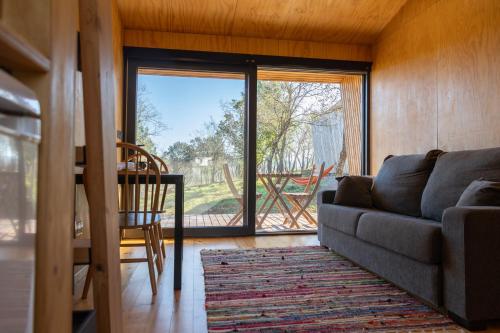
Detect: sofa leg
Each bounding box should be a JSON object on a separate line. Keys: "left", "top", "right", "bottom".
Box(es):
{"left": 448, "top": 312, "right": 487, "bottom": 331}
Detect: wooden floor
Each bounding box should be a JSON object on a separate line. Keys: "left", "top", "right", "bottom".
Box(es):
{"left": 161, "top": 213, "right": 317, "bottom": 232}
{"left": 73, "top": 235, "right": 500, "bottom": 333}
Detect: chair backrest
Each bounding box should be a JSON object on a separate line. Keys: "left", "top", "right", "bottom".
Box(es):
{"left": 308, "top": 162, "right": 326, "bottom": 197}
{"left": 223, "top": 163, "right": 240, "bottom": 198}
{"left": 152, "top": 154, "right": 169, "bottom": 212}
{"left": 304, "top": 164, "right": 316, "bottom": 193}
{"left": 117, "top": 142, "right": 160, "bottom": 227}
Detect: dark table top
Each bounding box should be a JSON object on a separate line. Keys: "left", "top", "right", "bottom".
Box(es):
{"left": 74, "top": 168, "right": 184, "bottom": 185}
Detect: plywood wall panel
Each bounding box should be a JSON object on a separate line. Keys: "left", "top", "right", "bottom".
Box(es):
{"left": 371, "top": 0, "right": 500, "bottom": 173}
{"left": 124, "top": 30, "right": 372, "bottom": 61}
{"left": 112, "top": 0, "right": 124, "bottom": 135}
{"left": 436, "top": 0, "right": 500, "bottom": 151}
{"left": 371, "top": 1, "right": 439, "bottom": 171}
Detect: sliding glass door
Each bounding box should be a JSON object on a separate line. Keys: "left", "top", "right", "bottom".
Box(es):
{"left": 124, "top": 48, "right": 370, "bottom": 237}
{"left": 126, "top": 62, "right": 254, "bottom": 236}
{"left": 255, "top": 69, "right": 364, "bottom": 233}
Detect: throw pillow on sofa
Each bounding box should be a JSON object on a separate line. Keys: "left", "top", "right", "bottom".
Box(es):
{"left": 333, "top": 176, "right": 373, "bottom": 208}
{"left": 456, "top": 179, "right": 500, "bottom": 207}
{"left": 372, "top": 149, "right": 442, "bottom": 217}
{"left": 421, "top": 147, "right": 500, "bottom": 221}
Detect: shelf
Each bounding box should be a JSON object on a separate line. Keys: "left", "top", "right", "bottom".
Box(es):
{"left": 0, "top": 22, "right": 50, "bottom": 72}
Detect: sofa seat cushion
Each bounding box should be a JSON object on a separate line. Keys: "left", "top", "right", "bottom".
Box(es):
{"left": 318, "top": 204, "right": 376, "bottom": 236}
{"left": 421, "top": 147, "right": 500, "bottom": 221}
{"left": 356, "top": 212, "right": 442, "bottom": 264}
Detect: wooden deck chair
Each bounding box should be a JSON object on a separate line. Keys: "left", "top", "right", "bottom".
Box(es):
{"left": 290, "top": 164, "right": 334, "bottom": 186}
{"left": 282, "top": 162, "right": 325, "bottom": 228}
{"left": 223, "top": 163, "right": 261, "bottom": 226}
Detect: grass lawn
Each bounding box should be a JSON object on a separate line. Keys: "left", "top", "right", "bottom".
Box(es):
{"left": 162, "top": 178, "right": 318, "bottom": 216}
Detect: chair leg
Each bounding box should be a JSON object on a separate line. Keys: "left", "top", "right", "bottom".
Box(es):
{"left": 143, "top": 229, "right": 157, "bottom": 295}
{"left": 227, "top": 209, "right": 243, "bottom": 226}
{"left": 154, "top": 226, "right": 164, "bottom": 272}
{"left": 81, "top": 264, "right": 94, "bottom": 300}
{"left": 284, "top": 196, "right": 301, "bottom": 228}
{"left": 302, "top": 209, "right": 317, "bottom": 225}
{"left": 289, "top": 198, "right": 310, "bottom": 228}
{"left": 157, "top": 223, "right": 166, "bottom": 259}
{"left": 149, "top": 227, "right": 163, "bottom": 274}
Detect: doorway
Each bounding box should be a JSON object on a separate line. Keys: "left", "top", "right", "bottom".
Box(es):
{"left": 124, "top": 48, "right": 370, "bottom": 236}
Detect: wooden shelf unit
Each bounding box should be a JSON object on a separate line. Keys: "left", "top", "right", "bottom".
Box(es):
{"left": 0, "top": 22, "right": 50, "bottom": 72}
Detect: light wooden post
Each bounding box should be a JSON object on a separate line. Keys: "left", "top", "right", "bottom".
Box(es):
{"left": 31, "top": 0, "right": 78, "bottom": 332}
{"left": 341, "top": 76, "right": 363, "bottom": 175}
{"left": 79, "top": 0, "right": 123, "bottom": 332}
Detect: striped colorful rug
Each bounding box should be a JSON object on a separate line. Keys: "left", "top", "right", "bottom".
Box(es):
{"left": 201, "top": 246, "right": 463, "bottom": 332}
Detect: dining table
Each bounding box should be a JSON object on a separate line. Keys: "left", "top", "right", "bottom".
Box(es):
{"left": 75, "top": 168, "right": 185, "bottom": 290}
{"left": 256, "top": 172, "right": 301, "bottom": 228}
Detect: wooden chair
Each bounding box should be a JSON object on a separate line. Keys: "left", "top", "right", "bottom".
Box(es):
{"left": 125, "top": 152, "right": 168, "bottom": 265}
{"left": 117, "top": 142, "right": 163, "bottom": 295}
{"left": 282, "top": 162, "right": 325, "bottom": 228}
{"left": 222, "top": 163, "right": 261, "bottom": 226}
{"left": 151, "top": 154, "right": 168, "bottom": 260}
{"left": 290, "top": 164, "right": 334, "bottom": 186}
{"left": 80, "top": 143, "right": 163, "bottom": 297}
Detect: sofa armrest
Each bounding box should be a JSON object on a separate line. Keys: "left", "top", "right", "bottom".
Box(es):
{"left": 317, "top": 190, "right": 336, "bottom": 205}
{"left": 442, "top": 206, "right": 500, "bottom": 322}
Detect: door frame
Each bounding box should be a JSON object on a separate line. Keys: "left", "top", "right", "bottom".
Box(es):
{"left": 123, "top": 47, "right": 371, "bottom": 237}
{"left": 124, "top": 58, "right": 256, "bottom": 237}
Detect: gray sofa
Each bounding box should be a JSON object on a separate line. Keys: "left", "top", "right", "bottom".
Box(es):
{"left": 317, "top": 147, "right": 500, "bottom": 330}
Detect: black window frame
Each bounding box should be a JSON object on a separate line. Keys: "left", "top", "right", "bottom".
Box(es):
{"left": 123, "top": 47, "right": 371, "bottom": 237}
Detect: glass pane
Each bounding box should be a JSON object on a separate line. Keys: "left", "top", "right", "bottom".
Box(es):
{"left": 136, "top": 68, "right": 246, "bottom": 228}
{"left": 256, "top": 70, "right": 363, "bottom": 233}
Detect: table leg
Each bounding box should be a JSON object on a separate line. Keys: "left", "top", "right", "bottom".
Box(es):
{"left": 259, "top": 176, "right": 290, "bottom": 226}
{"left": 174, "top": 179, "right": 184, "bottom": 290}
{"left": 267, "top": 177, "right": 297, "bottom": 227}
{"left": 258, "top": 175, "right": 282, "bottom": 227}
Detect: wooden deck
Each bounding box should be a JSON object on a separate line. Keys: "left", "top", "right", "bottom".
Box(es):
{"left": 160, "top": 213, "right": 317, "bottom": 232}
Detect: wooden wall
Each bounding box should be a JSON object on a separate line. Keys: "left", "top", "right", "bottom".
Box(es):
{"left": 75, "top": 0, "right": 123, "bottom": 144}
{"left": 370, "top": 0, "right": 500, "bottom": 172}
{"left": 123, "top": 30, "right": 372, "bottom": 62}
{"left": 112, "top": 0, "right": 123, "bottom": 137}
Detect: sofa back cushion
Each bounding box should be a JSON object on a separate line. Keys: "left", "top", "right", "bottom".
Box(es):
{"left": 372, "top": 150, "right": 442, "bottom": 217}
{"left": 421, "top": 147, "right": 500, "bottom": 221}
{"left": 456, "top": 179, "right": 500, "bottom": 207}
{"left": 333, "top": 176, "right": 373, "bottom": 208}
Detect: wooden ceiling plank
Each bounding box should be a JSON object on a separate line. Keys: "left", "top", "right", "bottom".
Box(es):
{"left": 117, "top": 0, "right": 408, "bottom": 44}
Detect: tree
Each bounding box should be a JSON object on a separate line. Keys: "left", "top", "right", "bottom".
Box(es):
{"left": 135, "top": 84, "right": 167, "bottom": 154}
{"left": 165, "top": 141, "right": 195, "bottom": 162}
{"left": 257, "top": 81, "right": 342, "bottom": 173}
{"left": 217, "top": 96, "right": 245, "bottom": 159}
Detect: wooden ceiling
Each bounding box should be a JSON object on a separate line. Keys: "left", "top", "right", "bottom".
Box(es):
{"left": 117, "top": 0, "right": 408, "bottom": 44}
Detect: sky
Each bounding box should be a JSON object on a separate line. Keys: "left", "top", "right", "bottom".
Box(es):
{"left": 138, "top": 74, "right": 244, "bottom": 153}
